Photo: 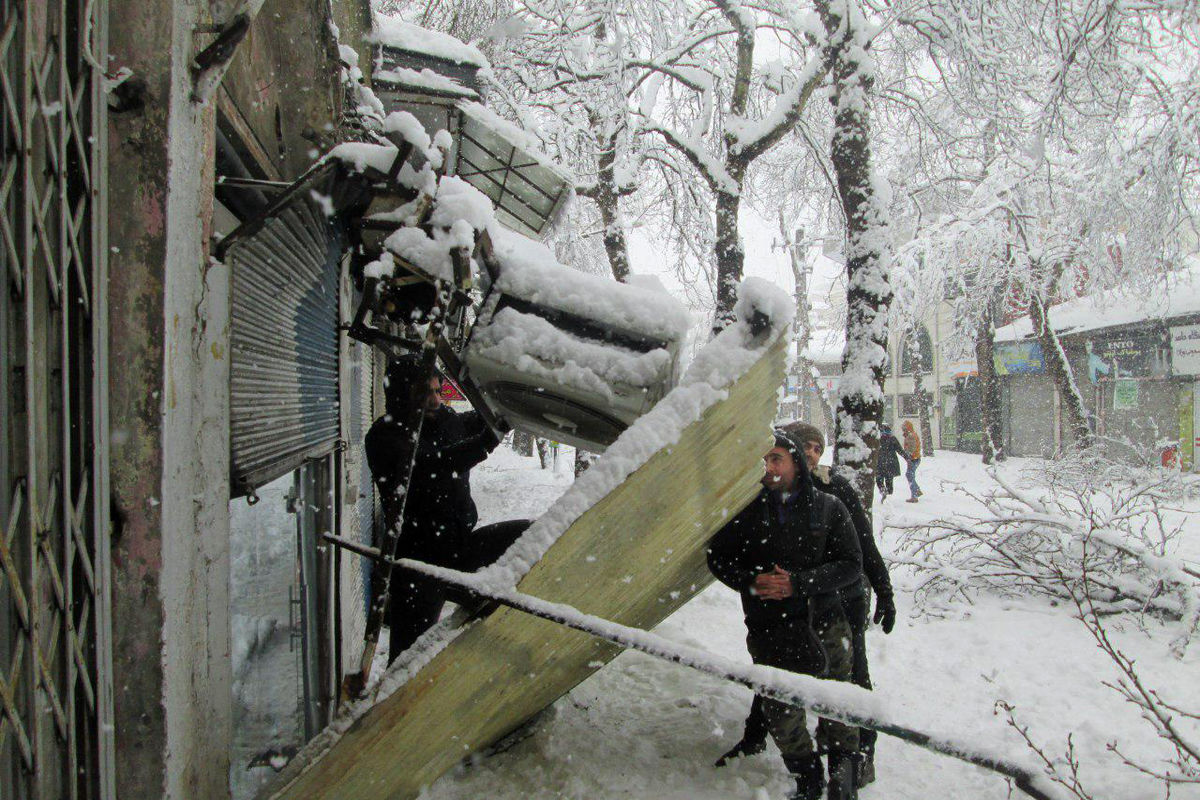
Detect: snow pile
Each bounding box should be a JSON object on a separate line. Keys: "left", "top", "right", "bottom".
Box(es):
{"left": 468, "top": 308, "right": 675, "bottom": 401}
{"left": 381, "top": 110, "right": 431, "bottom": 151}
{"left": 327, "top": 142, "right": 402, "bottom": 175}
{"left": 472, "top": 278, "right": 792, "bottom": 592}
{"left": 369, "top": 17, "right": 490, "bottom": 69}
{"left": 430, "top": 176, "right": 495, "bottom": 232}
{"left": 490, "top": 227, "right": 690, "bottom": 342}
{"left": 331, "top": 25, "right": 384, "bottom": 128}
{"left": 374, "top": 66, "right": 479, "bottom": 99}
{"left": 371, "top": 175, "right": 495, "bottom": 280}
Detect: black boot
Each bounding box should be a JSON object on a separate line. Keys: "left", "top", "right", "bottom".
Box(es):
{"left": 826, "top": 751, "right": 859, "bottom": 800}
{"left": 713, "top": 734, "right": 766, "bottom": 767}
{"left": 855, "top": 745, "right": 875, "bottom": 788}
{"left": 783, "top": 754, "right": 824, "bottom": 800}
{"left": 715, "top": 695, "right": 769, "bottom": 767}
{"left": 856, "top": 729, "right": 876, "bottom": 788}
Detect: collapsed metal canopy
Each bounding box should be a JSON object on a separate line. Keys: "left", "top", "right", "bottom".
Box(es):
{"left": 217, "top": 162, "right": 371, "bottom": 498}
{"left": 453, "top": 101, "right": 573, "bottom": 240}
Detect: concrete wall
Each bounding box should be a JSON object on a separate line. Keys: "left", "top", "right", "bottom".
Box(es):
{"left": 106, "top": 2, "right": 373, "bottom": 795}
{"left": 107, "top": 1, "right": 234, "bottom": 797}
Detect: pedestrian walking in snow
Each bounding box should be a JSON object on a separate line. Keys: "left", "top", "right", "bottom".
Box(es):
{"left": 901, "top": 420, "right": 922, "bottom": 503}
{"left": 365, "top": 355, "right": 530, "bottom": 663}
{"left": 707, "top": 430, "right": 863, "bottom": 800}
{"left": 716, "top": 422, "right": 894, "bottom": 788}
{"left": 875, "top": 424, "right": 904, "bottom": 500}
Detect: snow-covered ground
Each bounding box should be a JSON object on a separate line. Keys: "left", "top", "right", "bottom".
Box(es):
{"left": 418, "top": 447, "right": 1199, "bottom": 800}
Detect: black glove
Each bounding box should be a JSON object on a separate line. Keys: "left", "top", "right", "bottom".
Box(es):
{"left": 873, "top": 592, "right": 896, "bottom": 634}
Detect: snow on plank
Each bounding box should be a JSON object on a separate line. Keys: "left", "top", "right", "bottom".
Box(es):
{"left": 258, "top": 280, "right": 792, "bottom": 800}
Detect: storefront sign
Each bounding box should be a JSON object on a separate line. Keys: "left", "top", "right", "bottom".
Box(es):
{"left": 993, "top": 341, "right": 1044, "bottom": 376}
{"left": 1086, "top": 331, "right": 1166, "bottom": 382}
{"left": 1113, "top": 379, "right": 1140, "bottom": 410}
{"left": 1171, "top": 324, "right": 1200, "bottom": 376}
{"left": 943, "top": 355, "right": 978, "bottom": 379}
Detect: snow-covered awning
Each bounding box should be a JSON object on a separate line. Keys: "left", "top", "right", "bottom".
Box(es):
{"left": 994, "top": 263, "right": 1200, "bottom": 343}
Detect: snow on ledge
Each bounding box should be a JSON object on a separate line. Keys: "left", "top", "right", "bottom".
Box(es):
{"left": 490, "top": 227, "right": 691, "bottom": 342}
{"left": 473, "top": 279, "right": 792, "bottom": 593}
{"left": 369, "top": 16, "right": 490, "bottom": 69}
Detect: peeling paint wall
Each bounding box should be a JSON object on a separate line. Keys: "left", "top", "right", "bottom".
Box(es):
{"left": 107, "top": 0, "right": 232, "bottom": 797}
{"left": 106, "top": 0, "right": 174, "bottom": 792}
{"left": 220, "top": 0, "right": 357, "bottom": 177}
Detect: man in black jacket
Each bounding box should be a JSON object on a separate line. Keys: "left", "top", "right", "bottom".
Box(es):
{"left": 707, "top": 430, "right": 862, "bottom": 800}
{"left": 789, "top": 422, "right": 894, "bottom": 786}
{"left": 365, "top": 355, "right": 528, "bottom": 663}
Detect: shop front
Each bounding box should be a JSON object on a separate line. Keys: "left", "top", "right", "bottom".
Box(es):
{"left": 1170, "top": 322, "right": 1200, "bottom": 470}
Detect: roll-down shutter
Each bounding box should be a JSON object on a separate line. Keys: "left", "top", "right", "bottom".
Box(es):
{"left": 220, "top": 164, "right": 368, "bottom": 497}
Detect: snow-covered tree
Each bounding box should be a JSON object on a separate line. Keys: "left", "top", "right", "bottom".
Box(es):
{"left": 877, "top": 0, "right": 1200, "bottom": 451}
{"left": 815, "top": 0, "right": 894, "bottom": 501}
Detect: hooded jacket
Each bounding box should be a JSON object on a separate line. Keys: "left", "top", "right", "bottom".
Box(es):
{"left": 876, "top": 427, "right": 904, "bottom": 478}
{"left": 365, "top": 357, "right": 499, "bottom": 563}
{"left": 902, "top": 420, "right": 922, "bottom": 460}
{"left": 706, "top": 432, "right": 863, "bottom": 673}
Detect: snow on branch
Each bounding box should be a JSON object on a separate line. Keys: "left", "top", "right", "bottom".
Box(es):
{"left": 892, "top": 448, "right": 1200, "bottom": 656}
{"left": 643, "top": 124, "right": 738, "bottom": 195}
{"left": 727, "top": 55, "right": 828, "bottom": 161}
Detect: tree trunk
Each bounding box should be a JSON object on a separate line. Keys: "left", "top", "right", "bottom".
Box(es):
{"left": 574, "top": 448, "right": 596, "bottom": 477}
{"left": 906, "top": 325, "right": 935, "bottom": 456}
{"left": 782, "top": 218, "right": 837, "bottom": 435}
{"left": 713, "top": 185, "right": 745, "bottom": 333}
{"left": 513, "top": 430, "right": 535, "bottom": 457}
{"left": 1028, "top": 292, "right": 1091, "bottom": 448}
{"left": 591, "top": 115, "right": 632, "bottom": 283}
{"left": 975, "top": 305, "right": 1005, "bottom": 463}
{"left": 820, "top": 0, "right": 892, "bottom": 506}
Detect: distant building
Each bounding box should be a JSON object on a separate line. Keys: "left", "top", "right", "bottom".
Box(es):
{"left": 992, "top": 267, "right": 1200, "bottom": 469}
{"left": 880, "top": 304, "right": 976, "bottom": 452}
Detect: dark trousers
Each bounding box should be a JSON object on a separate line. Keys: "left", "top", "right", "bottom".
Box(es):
{"left": 876, "top": 475, "right": 894, "bottom": 498}
{"left": 742, "top": 596, "right": 875, "bottom": 754}
{"left": 387, "top": 519, "right": 531, "bottom": 662}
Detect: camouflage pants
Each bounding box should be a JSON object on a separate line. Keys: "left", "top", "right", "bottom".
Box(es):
{"left": 748, "top": 616, "right": 859, "bottom": 759}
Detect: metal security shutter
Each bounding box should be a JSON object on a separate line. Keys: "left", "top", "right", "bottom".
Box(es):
{"left": 0, "top": 0, "right": 116, "bottom": 794}
{"left": 222, "top": 165, "right": 367, "bottom": 497}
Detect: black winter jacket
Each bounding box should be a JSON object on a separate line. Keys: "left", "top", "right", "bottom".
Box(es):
{"left": 812, "top": 466, "right": 893, "bottom": 607}
{"left": 876, "top": 432, "right": 904, "bottom": 479}
{"left": 706, "top": 484, "right": 862, "bottom": 673}
{"left": 365, "top": 405, "right": 498, "bottom": 563}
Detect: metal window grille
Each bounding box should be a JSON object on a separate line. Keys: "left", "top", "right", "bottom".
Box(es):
{"left": 0, "top": 0, "right": 115, "bottom": 798}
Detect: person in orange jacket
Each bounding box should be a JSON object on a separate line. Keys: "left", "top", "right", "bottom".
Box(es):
{"left": 901, "top": 420, "right": 922, "bottom": 503}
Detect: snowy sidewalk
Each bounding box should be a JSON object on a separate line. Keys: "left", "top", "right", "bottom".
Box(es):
{"left": 421, "top": 448, "right": 1198, "bottom": 800}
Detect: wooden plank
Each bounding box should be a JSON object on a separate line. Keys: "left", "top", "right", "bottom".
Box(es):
{"left": 267, "top": 331, "right": 788, "bottom": 800}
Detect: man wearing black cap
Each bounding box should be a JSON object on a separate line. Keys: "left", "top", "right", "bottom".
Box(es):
{"left": 365, "top": 354, "right": 529, "bottom": 663}
{"left": 706, "top": 430, "right": 863, "bottom": 800}
{"left": 720, "top": 421, "right": 895, "bottom": 787}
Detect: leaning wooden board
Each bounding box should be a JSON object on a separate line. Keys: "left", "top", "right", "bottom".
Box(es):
{"left": 266, "top": 330, "right": 788, "bottom": 799}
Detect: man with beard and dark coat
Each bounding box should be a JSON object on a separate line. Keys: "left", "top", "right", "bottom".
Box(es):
{"left": 717, "top": 421, "right": 895, "bottom": 788}
{"left": 707, "top": 430, "right": 863, "bottom": 800}
{"left": 365, "top": 354, "right": 530, "bottom": 663}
